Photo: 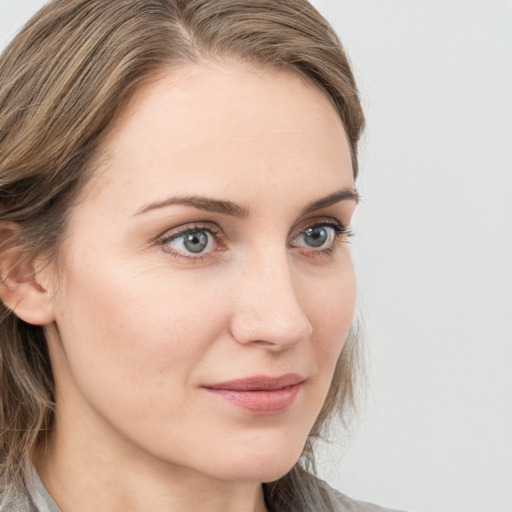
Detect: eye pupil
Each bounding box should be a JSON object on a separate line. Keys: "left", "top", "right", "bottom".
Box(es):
{"left": 184, "top": 231, "right": 209, "bottom": 253}
{"left": 304, "top": 227, "right": 328, "bottom": 247}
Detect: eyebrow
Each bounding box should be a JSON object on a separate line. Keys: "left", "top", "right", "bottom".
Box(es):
{"left": 134, "top": 188, "right": 359, "bottom": 218}
{"left": 301, "top": 188, "right": 360, "bottom": 215}
{"left": 135, "top": 195, "right": 250, "bottom": 217}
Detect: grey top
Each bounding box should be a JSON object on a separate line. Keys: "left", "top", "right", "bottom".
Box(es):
{"left": 26, "top": 468, "right": 59, "bottom": 512}
{"left": 1, "top": 467, "right": 404, "bottom": 512}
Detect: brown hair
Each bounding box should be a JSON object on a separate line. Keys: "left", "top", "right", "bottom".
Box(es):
{"left": 0, "top": 0, "right": 364, "bottom": 509}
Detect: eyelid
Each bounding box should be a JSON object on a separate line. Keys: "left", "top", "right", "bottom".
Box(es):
{"left": 156, "top": 221, "right": 221, "bottom": 242}
{"left": 291, "top": 216, "right": 353, "bottom": 240}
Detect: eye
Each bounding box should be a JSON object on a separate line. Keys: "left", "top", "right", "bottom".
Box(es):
{"left": 291, "top": 221, "right": 351, "bottom": 251}
{"left": 158, "top": 225, "right": 220, "bottom": 257}
{"left": 299, "top": 225, "right": 334, "bottom": 248}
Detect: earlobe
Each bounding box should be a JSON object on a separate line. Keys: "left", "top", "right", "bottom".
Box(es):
{"left": 0, "top": 223, "right": 56, "bottom": 326}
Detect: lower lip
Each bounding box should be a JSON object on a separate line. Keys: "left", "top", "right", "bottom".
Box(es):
{"left": 203, "top": 383, "right": 302, "bottom": 414}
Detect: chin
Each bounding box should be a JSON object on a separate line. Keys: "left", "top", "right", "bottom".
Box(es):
{"left": 215, "top": 460, "right": 300, "bottom": 485}
{"left": 204, "top": 436, "right": 306, "bottom": 484}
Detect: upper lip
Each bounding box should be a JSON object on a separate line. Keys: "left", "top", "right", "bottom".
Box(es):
{"left": 202, "top": 374, "right": 305, "bottom": 391}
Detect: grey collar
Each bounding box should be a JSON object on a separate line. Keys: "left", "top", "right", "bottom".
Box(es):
{"left": 27, "top": 467, "right": 61, "bottom": 512}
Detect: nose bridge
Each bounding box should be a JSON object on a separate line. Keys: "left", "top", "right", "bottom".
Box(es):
{"left": 229, "top": 245, "right": 313, "bottom": 348}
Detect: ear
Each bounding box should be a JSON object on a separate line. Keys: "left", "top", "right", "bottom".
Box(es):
{"left": 0, "top": 223, "right": 56, "bottom": 325}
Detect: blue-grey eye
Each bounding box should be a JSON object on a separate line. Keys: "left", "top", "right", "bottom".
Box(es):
{"left": 183, "top": 231, "right": 209, "bottom": 253}
{"left": 304, "top": 226, "right": 328, "bottom": 247}
{"left": 293, "top": 224, "right": 339, "bottom": 249}
{"left": 166, "top": 229, "right": 214, "bottom": 254}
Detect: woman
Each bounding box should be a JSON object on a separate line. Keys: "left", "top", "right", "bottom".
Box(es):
{"left": 0, "top": 1, "right": 400, "bottom": 510}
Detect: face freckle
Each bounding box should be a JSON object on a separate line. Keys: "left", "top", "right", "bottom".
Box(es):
{"left": 46, "top": 60, "right": 357, "bottom": 485}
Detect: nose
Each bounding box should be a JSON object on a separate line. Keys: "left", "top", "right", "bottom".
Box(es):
{"left": 228, "top": 249, "right": 313, "bottom": 351}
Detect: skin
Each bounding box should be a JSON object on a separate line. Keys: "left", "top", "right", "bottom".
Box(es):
{"left": 28, "top": 61, "right": 358, "bottom": 512}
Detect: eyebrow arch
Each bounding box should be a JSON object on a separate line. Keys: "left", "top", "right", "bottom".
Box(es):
{"left": 134, "top": 188, "right": 359, "bottom": 218}
{"left": 134, "top": 195, "right": 250, "bottom": 218}
{"left": 300, "top": 188, "right": 360, "bottom": 215}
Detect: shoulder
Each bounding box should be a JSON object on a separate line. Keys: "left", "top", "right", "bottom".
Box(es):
{"left": 0, "top": 489, "right": 36, "bottom": 512}
{"left": 319, "top": 479, "right": 406, "bottom": 512}
{"left": 264, "top": 470, "right": 406, "bottom": 512}
{"left": 0, "top": 471, "right": 39, "bottom": 512}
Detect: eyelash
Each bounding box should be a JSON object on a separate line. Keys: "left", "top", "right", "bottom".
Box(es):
{"left": 156, "top": 220, "right": 354, "bottom": 262}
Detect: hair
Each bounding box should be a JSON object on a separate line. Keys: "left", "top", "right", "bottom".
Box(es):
{"left": 0, "top": 0, "right": 365, "bottom": 509}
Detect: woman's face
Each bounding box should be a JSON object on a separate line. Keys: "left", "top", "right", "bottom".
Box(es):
{"left": 44, "top": 61, "right": 357, "bottom": 483}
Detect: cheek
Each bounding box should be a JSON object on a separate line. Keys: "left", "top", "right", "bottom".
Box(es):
{"left": 51, "top": 255, "right": 229, "bottom": 414}
{"left": 306, "top": 260, "right": 356, "bottom": 361}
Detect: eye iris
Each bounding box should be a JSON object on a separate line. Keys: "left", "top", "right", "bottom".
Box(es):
{"left": 183, "top": 231, "right": 209, "bottom": 253}
{"left": 304, "top": 226, "right": 328, "bottom": 247}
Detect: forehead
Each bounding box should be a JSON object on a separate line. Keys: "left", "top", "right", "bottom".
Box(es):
{"left": 83, "top": 61, "right": 354, "bottom": 211}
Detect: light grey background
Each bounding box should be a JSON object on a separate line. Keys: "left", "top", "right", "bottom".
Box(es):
{"left": 1, "top": 1, "right": 511, "bottom": 511}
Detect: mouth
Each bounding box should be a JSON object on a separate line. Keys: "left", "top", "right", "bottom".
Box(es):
{"left": 201, "top": 374, "right": 305, "bottom": 415}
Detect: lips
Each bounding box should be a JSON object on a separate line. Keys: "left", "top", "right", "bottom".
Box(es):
{"left": 202, "top": 374, "right": 304, "bottom": 414}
